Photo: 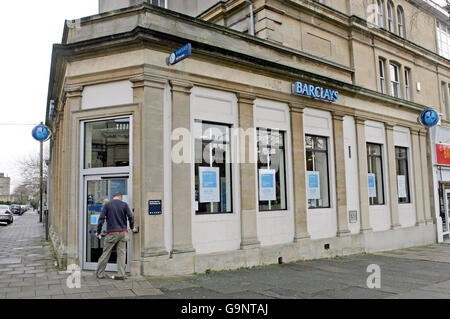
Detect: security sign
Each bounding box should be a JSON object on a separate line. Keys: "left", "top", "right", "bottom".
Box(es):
{"left": 32, "top": 124, "right": 52, "bottom": 142}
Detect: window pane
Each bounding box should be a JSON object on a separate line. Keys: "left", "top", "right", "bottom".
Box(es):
{"left": 257, "top": 129, "right": 287, "bottom": 211}
{"left": 306, "top": 135, "right": 330, "bottom": 209}
{"left": 377, "top": 0, "right": 384, "bottom": 28}
{"left": 387, "top": 2, "right": 394, "bottom": 32}
{"left": 379, "top": 59, "right": 386, "bottom": 93}
{"left": 405, "top": 69, "right": 410, "bottom": 100}
{"left": 367, "top": 143, "right": 381, "bottom": 156}
{"left": 194, "top": 121, "right": 232, "bottom": 214}
{"left": 367, "top": 143, "right": 384, "bottom": 205}
{"left": 84, "top": 118, "right": 130, "bottom": 169}
{"left": 395, "top": 146, "right": 410, "bottom": 203}
{"left": 390, "top": 64, "right": 400, "bottom": 97}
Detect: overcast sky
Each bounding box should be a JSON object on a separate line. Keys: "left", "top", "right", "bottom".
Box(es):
{"left": 0, "top": 1, "right": 98, "bottom": 191}
{"left": 0, "top": 0, "right": 448, "bottom": 192}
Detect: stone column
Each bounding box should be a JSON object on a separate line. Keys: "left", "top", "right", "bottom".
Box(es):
{"left": 238, "top": 94, "right": 260, "bottom": 250}
{"left": 63, "top": 86, "right": 83, "bottom": 265}
{"left": 355, "top": 117, "right": 372, "bottom": 233}
{"left": 385, "top": 123, "right": 402, "bottom": 229}
{"left": 132, "top": 76, "right": 167, "bottom": 257}
{"left": 419, "top": 129, "right": 433, "bottom": 224}
{"left": 411, "top": 128, "right": 426, "bottom": 226}
{"left": 171, "top": 80, "right": 195, "bottom": 254}
{"left": 332, "top": 112, "right": 351, "bottom": 237}
{"left": 289, "top": 103, "right": 310, "bottom": 241}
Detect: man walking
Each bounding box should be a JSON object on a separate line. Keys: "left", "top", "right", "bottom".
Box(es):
{"left": 95, "top": 192, "right": 137, "bottom": 280}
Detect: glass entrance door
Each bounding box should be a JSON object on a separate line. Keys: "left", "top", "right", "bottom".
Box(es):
{"left": 83, "top": 175, "right": 131, "bottom": 272}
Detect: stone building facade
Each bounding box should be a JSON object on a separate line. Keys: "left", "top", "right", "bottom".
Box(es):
{"left": 46, "top": 0, "right": 449, "bottom": 275}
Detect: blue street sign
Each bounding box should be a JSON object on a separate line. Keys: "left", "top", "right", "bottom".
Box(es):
{"left": 419, "top": 109, "right": 439, "bottom": 128}
{"left": 167, "top": 43, "right": 192, "bottom": 65}
{"left": 32, "top": 124, "right": 51, "bottom": 142}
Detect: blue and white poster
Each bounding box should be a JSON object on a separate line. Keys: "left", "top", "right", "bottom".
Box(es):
{"left": 368, "top": 173, "right": 377, "bottom": 198}
{"left": 90, "top": 214, "right": 100, "bottom": 225}
{"left": 307, "top": 171, "right": 321, "bottom": 200}
{"left": 259, "top": 169, "right": 276, "bottom": 201}
{"left": 199, "top": 167, "right": 220, "bottom": 203}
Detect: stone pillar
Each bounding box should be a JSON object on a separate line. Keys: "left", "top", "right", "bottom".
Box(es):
{"left": 289, "top": 103, "right": 310, "bottom": 241}
{"left": 171, "top": 80, "right": 195, "bottom": 254}
{"left": 385, "top": 123, "right": 402, "bottom": 229}
{"left": 238, "top": 94, "right": 260, "bottom": 250}
{"left": 132, "top": 76, "right": 167, "bottom": 257}
{"left": 355, "top": 117, "right": 372, "bottom": 233}
{"left": 419, "top": 129, "right": 433, "bottom": 224}
{"left": 332, "top": 112, "right": 351, "bottom": 237}
{"left": 63, "top": 86, "right": 83, "bottom": 265}
{"left": 411, "top": 128, "right": 426, "bottom": 226}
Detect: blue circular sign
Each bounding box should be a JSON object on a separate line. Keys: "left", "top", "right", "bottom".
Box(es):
{"left": 419, "top": 109, "right": 439, "bottom": 128}
{"left": 32, "top": 124, "right": 51, "bottom": 142}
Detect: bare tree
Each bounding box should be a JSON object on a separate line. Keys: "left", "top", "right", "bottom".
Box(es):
{"left": 13, "top": 152, "right": 48, "bottom": 206}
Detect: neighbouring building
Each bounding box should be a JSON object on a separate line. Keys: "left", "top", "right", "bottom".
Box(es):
{"left": 46, "top": 0, "right": 450, "bottom": 276}
{"left": 0, "top": 173, "right": 11, "bottom": 202}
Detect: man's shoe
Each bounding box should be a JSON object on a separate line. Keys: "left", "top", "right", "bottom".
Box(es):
{"left": 111, "top": 275, "right": 125, "bottom": 280}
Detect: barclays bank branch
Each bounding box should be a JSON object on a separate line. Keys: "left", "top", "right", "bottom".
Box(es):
{"left": 45, "top": 1, "right": 446, "bottom": 276}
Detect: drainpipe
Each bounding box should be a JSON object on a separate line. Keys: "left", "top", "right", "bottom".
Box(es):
{"left": 244, "top": 0, "right": 255, "bottom": 36}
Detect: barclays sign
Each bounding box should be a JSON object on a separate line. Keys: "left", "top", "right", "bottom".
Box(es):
{"left": 292, "top": 81, "right": 339, "bottom": 102}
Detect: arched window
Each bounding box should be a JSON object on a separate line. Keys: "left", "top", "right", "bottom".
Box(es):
{"left": 377, "top": 0, "right": 385, "bottom": 28}
{"left": 397, "top": 6, "right": 405, "bottom": 37}
{"left": 387, "top": 1, "right": 394, "bottom": 32}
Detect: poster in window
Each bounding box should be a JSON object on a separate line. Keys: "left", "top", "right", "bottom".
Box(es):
{"left": 397, "top": 175, "right": 407, "bottom": 198}
{"left": 110, "top": 179, "right": 127, "bottom": 200}
{"left": 259, "top": 169, "right": 276, "bottom": 201}
{"left": 199, "top": 167, "right": 220, "bottom": 203}
{"left": 90, "top": 214, "right": 100, "bottom": 225}
{"left": 307, "top": 171, "right": 321, "bottom": 200}
{"left": 368, "top": 173, "right": 377, "bottom": 198}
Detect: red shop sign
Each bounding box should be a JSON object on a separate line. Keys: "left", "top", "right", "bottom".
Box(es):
{"left": 436, "top": 144, "right": 450, "bottom": 166}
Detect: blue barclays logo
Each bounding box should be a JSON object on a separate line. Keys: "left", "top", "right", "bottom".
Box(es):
{"left": 292, "top": 81, "right": 339, "bottom": 102}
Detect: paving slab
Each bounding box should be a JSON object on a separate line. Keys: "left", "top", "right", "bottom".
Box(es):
{"left": 107, "top": 290, "right": 136, "bottom": 298}
{"left": 132, "top": 288, "right": 164, "bottom": 296}
{"left": 81, "top": 292, "right": 110, "bottom": 299}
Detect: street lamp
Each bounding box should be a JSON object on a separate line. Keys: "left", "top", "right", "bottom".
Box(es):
{"left": 31, "top": 122, "right": 51, "bottom": 223}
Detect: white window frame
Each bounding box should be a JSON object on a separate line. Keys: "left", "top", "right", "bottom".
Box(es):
{"left": 437, "top": 21, "right": 450, "bottom": 59}
{"left": 387, "top": 1, "right": 394, "bottom": 32}
{"left": 397, "top": 6, "right": 405, "bottom": 37}
{"left": 149, "top": 0, "right": 168, "bottom": 8}
{"left": 377, "top": 0, "right": 385, "bottom": 28}
{"left": 80, "top": 116, "right": 133, "bottom": 177}
{"left": 389, "top": 63, "right": 401, "bottom": 98}
{"left": 379, "top": 58, "right": 387, "bottom": 94}
{"left": 404, "top": 68, "right": 411, "bottom": 101}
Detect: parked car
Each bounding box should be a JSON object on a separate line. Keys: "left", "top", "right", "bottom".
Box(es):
{"left": 10, "top": 204, "right": 23, "bottom": 215}
{"left": 0, "top": 205, "right": 13, "bottom": 225}
{"left": 20, "top": 205, "right": 26, "bottom": 213}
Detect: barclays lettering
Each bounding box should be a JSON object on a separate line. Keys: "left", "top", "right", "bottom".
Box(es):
{"left": 292, "top": 81, "right": 339, "bottom": 102}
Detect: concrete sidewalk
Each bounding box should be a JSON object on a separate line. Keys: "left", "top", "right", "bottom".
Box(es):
{"left": 1, "top": 212, "right": 450, "bottom": 299}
